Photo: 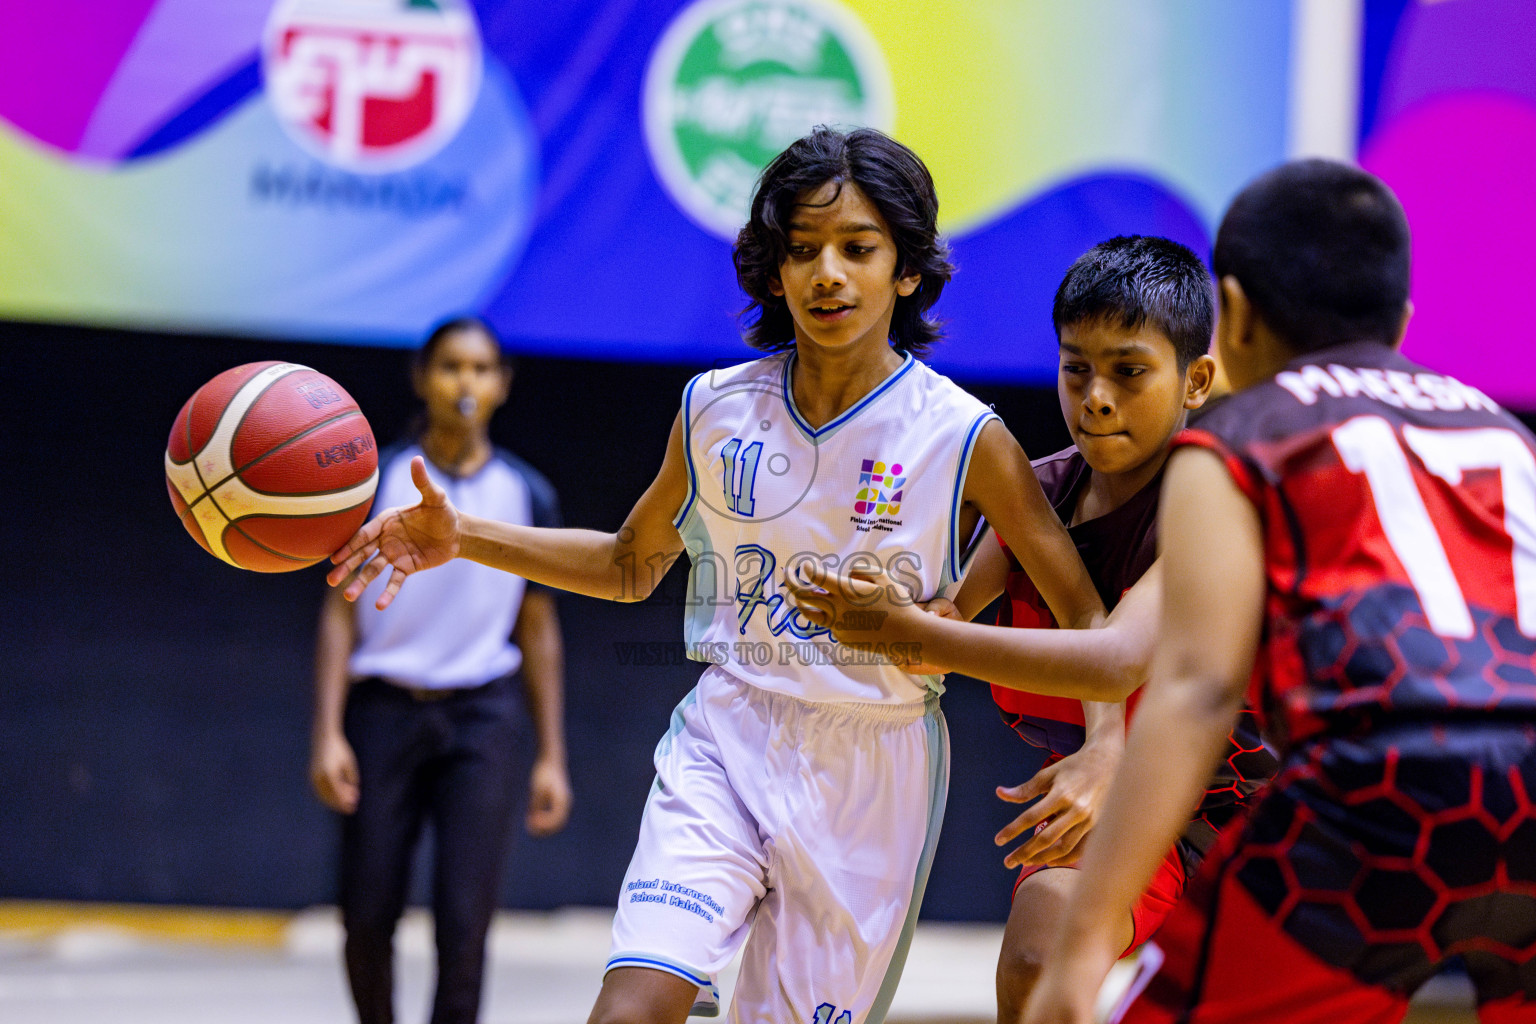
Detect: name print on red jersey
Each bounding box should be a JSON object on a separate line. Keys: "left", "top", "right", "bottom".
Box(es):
{"left": 1274, "top": 360, "right": 1498, "bottom": 412}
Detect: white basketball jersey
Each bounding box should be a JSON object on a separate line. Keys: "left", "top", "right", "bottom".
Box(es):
{"left": 675, "top": 351, "right": 997, "bottom": 705}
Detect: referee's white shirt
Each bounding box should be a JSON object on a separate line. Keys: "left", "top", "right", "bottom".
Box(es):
{"left": 349, "top": 443, "right": 560, "bottom": 690}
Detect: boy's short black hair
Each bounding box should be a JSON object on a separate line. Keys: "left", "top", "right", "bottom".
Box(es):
{"left": 1053, "top": 235, "right": 1214, "bottom": 368}
{"left": 1214, "top": 159, "right": 1410, "bottom": 354}
{"left": 733, "top": 126, "right": 953, "bottom": 355}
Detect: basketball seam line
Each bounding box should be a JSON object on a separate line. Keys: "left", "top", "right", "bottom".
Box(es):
{"left": 207, "top": 478, "right": 376, "bottom": 565}
{"left": 184, "top": 406, "right": 370, "bottom": 516}
{"left": 179, "top": 383, "right": 216, "bottom": 535}
{"left": 210, "top": 407, "right": 371, "bottom": 498}
{"left": 202, "top": 468, "right": 374, "bottom": 565}
{"left": 224, "top": 496, "right": 375, "bottom": 525}
{"left": 177, "top": 363, "right": 308, "bottom": 514}
{"left": 223, "top": 490, "right": 376, "bottom": 566}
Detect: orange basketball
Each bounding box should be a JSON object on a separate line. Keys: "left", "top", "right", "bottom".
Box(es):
{"left": 165, "top": 361, "right": 379, "bottom": 572}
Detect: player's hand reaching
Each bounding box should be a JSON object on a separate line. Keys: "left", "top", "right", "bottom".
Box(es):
{"left": 783, "top": 561, "right": 930, "bottom": 668}
{"left": 526, "top": 756, "right": 574, "bottom": 837}
{"left": 995, "top": 738, "right": 1121, "bottom": 869}
{"left": 898, "top": 596, "right": 961, "bottom": 674}
{"left": 327, "top": 456, "right": 461, "bottom": 609}
{"left": 922, "top": 596, "right": 962, "bottom": 621}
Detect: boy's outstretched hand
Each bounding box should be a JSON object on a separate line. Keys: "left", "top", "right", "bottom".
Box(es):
{"left": 328, "top": 455, "right": 462, "bottom": 609}
{"left": 994, "top": 736, "right": 1120, "bottom": 869}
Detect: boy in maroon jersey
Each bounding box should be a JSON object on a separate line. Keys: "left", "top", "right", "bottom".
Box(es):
{"left": 1015, "top": 159, "right": 1536, "bottom": 1024}
{"left": 788, "top": 235, "right": 1279, "bottom": 1022}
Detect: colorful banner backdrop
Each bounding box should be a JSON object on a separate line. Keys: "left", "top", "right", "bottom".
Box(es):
{"left": 1358, "top": 0, "right": 1536, "bottom": 409}
{"left": 0, "top": 0, "right": 1297, "bottom": 384}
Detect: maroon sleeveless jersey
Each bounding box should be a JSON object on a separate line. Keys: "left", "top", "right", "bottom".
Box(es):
{"left": 994, "top": 447, "right": 1278, "bottom": 849}
{"left": 1173, "top": 339, "right": 1536, "bottom": 750}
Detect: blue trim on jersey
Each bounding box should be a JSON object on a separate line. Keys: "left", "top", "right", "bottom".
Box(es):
{"left": 956, "top": 523, "right": 989, "bottom": 581}
{"left": 674, "top": 374, "right": 705, "bottom": 528}
{"left": 605, "top": 954, "right": 713, "bottom": 987}
{"left": 678, "top": 515, "right": 722, "bottom": 654}
{"left": 780, "top": 351, "right": 916, "bottom": 441}
{"left": 947, "top": 411, "right": 1000, "bottom": 584}
{"left": 606, "top": 952, "right": 721, "bottom": 1015}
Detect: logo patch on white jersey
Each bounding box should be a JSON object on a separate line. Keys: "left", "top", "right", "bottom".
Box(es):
{"left": 853, "top": 458, "right": 904, "bottom": 515}
{"left": 849, "top": 457, "right": 905, "bottom": 533}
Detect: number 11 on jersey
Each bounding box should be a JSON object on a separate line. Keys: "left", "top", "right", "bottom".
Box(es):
{"left": 722, "top": 437, "right": 763, "bottom": 517}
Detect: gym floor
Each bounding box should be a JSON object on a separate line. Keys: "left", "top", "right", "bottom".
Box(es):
{"left": 0, "top": 903, "right": 1477, "bottom": 1023}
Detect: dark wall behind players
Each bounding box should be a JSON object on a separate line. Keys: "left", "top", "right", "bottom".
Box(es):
{"left": 0, "top": 320, "right": 1081, "bottom": 919}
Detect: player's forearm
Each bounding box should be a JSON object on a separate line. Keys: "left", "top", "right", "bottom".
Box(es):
{"left": 1053, "top": 672, "right": 1243, "bottom": 953}
{"left": 963, "top": 421, "right": 1106, "bottom": 631}
{"left": 457, "top": 516, "right": 681, "bottom": 602}
{"left": 953, "top": 577, "right": 1004, "bottom": 623}
{"left": 1014, "top": 496, "right": 1106, "bottom": 632}
{"left": 1080, "top": 699, "right": 1126, "bottom": 748}
{"left": 904, "top": 614, "right": 1142, "bottom": 701}
{"left": 999, "top": 519, "right": 1105, "bottom": 631}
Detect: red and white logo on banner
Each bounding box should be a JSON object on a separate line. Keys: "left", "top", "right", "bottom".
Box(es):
{"left": 263, "top": 0, "right": 483, "bottom": 173}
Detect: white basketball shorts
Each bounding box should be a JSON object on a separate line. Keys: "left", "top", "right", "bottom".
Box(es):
{"left": 606, "top": 665, "right": 949, "bottom": 1024}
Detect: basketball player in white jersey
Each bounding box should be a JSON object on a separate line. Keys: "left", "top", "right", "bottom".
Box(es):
{"left": 329, "top": 127, "right": 1108, "bottom": 1024}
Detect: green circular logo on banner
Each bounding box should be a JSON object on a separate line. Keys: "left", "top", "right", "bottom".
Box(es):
{"left": 643, "top": 0, "right": 895, "bottom": 239}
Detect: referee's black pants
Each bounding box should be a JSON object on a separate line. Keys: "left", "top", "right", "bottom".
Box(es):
{"left": 338, "top": 674, "right": 529, "bottom": 1024}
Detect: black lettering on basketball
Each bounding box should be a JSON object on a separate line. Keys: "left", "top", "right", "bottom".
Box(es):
{"left": 314, "top": 435, "right": 377, "bottom": 467}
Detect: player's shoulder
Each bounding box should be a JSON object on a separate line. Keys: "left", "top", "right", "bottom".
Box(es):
{"left": 1029, "top": 445, "right": 1086, "bottom": 507}
{"left": 685, "top": 351, "right": 791, "bottom": 397}
{"left": 903, "top": 356, "right": 993, "bottom": 417}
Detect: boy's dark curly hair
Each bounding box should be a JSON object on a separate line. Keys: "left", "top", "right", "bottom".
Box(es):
{"left": 732, "top": 127, "right": 953, "bottom": 355}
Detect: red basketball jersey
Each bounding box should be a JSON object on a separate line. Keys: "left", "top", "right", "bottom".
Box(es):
{"left": 993, "top": 447, "right": 1276, "bottom": 848}
{"left": 992, "top": 448, "right": 1157, "bottom": 743}
{"left": 1174, "top": 340, "right": 1536, "bottom": 751}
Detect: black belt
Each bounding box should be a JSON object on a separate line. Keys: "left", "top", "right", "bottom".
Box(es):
{"left": 358, "top": 676, "right": 477, "bottom": 702}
